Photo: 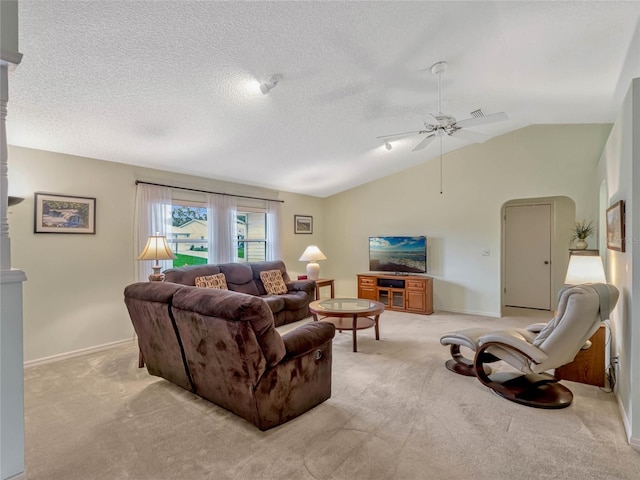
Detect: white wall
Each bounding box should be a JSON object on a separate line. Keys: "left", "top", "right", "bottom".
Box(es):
{"left": 7, "top": 146, "right": 315, "bottom": 362}
{"left": 596, "top": 77, "right": 640, "bottom": 447}
{"left": 323, "top": 124, "right": 611, "bottom": 316}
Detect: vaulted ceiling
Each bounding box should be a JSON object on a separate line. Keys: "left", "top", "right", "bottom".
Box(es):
{"left": 7, "top": 1, "right": 640, "bottom": 197}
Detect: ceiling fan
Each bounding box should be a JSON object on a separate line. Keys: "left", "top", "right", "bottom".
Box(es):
{"left": 376, "top": 61, "right": 509, "bottom": 152}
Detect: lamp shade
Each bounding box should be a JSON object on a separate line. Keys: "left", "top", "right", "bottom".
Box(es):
{"left": 299, "top": 245, "right": 327, "bottom": 262}
{"left": 564, "top": 252, "right": 606, "bottom": 285}
{"left": 138, "top": 234, "right": 176, "bottom": 281}
{"left": 137, "top": 235, "right": 176, "bottom": 261}
{"left": 299, "top": 245, "right": 326, "bottom": 281}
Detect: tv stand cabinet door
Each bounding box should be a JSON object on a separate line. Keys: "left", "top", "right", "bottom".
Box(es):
{"left": 406, "top": 289, "right": 425, "bottom": 312}
{"left": 376, "top": 288, "right": 405, "bottom": 310}
{"left": 406, "top": 278, "right": 433, "bottom": 314}
{"left": 405, "top": 279, "right": 425, "bottom": 313}
{"left": 358, "top": 275, "right": 377, "bottom": 300}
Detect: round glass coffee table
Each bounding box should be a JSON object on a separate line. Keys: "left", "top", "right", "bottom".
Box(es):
{"left": 309, "top": 298, "right": 385, "bottom": 352}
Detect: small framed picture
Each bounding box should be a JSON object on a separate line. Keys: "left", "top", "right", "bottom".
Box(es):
{"left": 606, "top": 200, "right": 625, "bottom": 252}
{"left": 34, "top": 193, "right": 96, "bottom": 234}
{"left": 294, "top": 215, "right": 313, "bottom": 234}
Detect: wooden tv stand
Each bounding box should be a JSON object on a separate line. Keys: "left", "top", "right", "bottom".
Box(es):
{"left": 357, "top": 273, "right": 433, "bottom": 315}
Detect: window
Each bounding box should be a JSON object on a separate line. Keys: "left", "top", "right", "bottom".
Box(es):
{"left": 169, "top": 203, "right": 208, "bottom": 267}
{"left": 169, "top": 202, "right": 267, "bottom": 267}
{"left": 236, "top": 210, "right": 267, "bottom": 263}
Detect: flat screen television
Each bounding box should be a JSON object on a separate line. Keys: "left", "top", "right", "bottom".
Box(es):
{"left": 369, "top": 236, "right": 427, "bottom": 274}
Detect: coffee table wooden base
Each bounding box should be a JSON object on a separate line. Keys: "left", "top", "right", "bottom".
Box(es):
{"left": 309, "top": 298, "right": 384, "bottom": 352}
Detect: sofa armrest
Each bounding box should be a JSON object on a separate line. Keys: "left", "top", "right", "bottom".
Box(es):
{"left": 286, "top": 280, "right": 315, "bottom": 296}
{"left": 282, "top": 322, "right": 335, "bottom": 358}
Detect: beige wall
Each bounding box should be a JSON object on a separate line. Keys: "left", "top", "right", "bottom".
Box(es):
{"left": 323, "top": 124, "right": 611, "bottom": 316}
{"left": 596, "top": 77, "right": 640, "bottom": 447}
{"left": 7, "top": 124, "right": 612, "bottom": 361}
{"left": 7, "top": 146, "right": 315, "bottom": 362}
{"left": 278, "top": 191, "right": 326, "bottom": 280}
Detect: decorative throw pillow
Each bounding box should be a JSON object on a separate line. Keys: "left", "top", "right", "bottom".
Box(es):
{"left": 195, "top": 273, "right": 228, "bottom": 290}
{"left": 260, "top": 269, "right": 288, "bottom": 295}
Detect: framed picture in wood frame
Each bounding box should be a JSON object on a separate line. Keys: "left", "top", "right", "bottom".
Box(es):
{"left": 294, "top": 215, "right": 313, "bottom": 234}
{"left": 34, "top": 192, "right": 96, "bottom": 234}
{"left": 606, "top": 200, "right": 625, "bottom": 252}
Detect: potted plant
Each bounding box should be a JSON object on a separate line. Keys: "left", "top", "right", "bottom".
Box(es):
{"left": 572, "top": 220, "right": 595, "bottom": 250}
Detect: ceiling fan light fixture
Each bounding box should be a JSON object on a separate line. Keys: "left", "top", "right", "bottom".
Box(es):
{"left": 430, "top": 61, "right": 448, "bottom": 76}
{"left": 385, "top": 141, "right": 392, "bottom": 151}
{"left": 260, "top": 74, "right": 282, "bottom": 95}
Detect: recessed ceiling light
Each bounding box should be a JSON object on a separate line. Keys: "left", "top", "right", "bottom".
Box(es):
{"left": 260, "top": 74, "right": 282, "bottom": 95}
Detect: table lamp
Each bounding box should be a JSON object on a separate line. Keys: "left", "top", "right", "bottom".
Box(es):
{"left": 138, "top": 233, "right": 176, "bottom": 281}
{"left": 564, "top": 250, "right": 606, "bottom": 285}
{"left": 299, "top": 245, "right": 327, "bottom": 281}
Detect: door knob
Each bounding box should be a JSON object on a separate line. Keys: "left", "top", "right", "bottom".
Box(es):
{"left": 544, "top": 261, "right": 550, "bottom": 265}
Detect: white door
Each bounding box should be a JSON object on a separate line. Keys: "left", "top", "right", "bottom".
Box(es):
{"left": 504, "top": 204, "right": 551, "bottom": 310}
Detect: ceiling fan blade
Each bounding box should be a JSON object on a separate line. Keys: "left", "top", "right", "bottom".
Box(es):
{"left": 449, "top": 129, "right": 490, "bottom": 143}
{"left": 376, "top": 129, "right": 426, "bottom": 139}
{"left": 412, "top": 135, "right": 436, "bottom": 152}
{"left": 455, "top": 112, "right": 509, "bottom": 129}
{"left": 423, "top": 113, "right": 443, "bottom": 126}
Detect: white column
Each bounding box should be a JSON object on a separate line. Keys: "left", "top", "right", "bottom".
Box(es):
{"left": 0, "top": 63, "right": 11, "bottom": 271}
{"left": 0, "top": 1, "right": 26, "bottom": 478}
{"left": 0, "top": 270, "right": 27, "bottom": 480}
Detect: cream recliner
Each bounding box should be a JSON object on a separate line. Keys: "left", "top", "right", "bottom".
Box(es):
{"left": 441, "top": 284, "right": 618, "bottom": 409}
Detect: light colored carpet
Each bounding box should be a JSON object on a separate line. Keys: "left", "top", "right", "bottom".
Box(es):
{"left": 24, "top": 308, "right": 640, "bottom": 479}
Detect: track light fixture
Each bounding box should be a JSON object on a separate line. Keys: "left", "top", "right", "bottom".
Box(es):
{"left": 384, "top": 141, "right": 392, "bottom": 151}
{"left": 260, "top": 74, "right": 282, "bottom": 95}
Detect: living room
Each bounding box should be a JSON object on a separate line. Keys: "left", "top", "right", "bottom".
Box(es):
{"left": 2, "top": 1, "right": 640, "bottom": 479}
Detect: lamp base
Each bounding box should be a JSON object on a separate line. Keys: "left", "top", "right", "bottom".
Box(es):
{"left": 306, "top": 262, "right": 320, "bottom": 281}
{"left": 149, "top": 264, "right": 165, "bottom": 282}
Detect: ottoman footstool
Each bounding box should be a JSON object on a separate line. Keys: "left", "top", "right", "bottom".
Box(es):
{"left": 440, "top": 328, "right": 500, "bottom": 376}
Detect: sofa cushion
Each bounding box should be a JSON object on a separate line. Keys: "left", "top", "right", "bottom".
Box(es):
{"left": 251, "top": 261, "right": 291, "bottom": 295}
{"left": 164, "top": 265, "right": 221, "bottom": 286}
{"left": 195, "top": 273, "right": 228, "bottom": 290}
{"left": 280, "top": 290, "right": 311, "bottom": 310}
{"left": 259, "top": 269, "right": 288, "bottom": 295}
{"left": 218, "top": 263, "right": 260, "bottom": 296}
{"left": 261, "top": 295, "right": 285, "bottom": 314}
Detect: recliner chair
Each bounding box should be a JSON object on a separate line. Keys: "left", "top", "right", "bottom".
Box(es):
{"left": 441, "top": 283, "right": 618, "bottom": 409}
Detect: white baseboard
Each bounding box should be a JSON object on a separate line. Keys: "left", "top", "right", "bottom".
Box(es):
{"left": 614, "top": 391, "right": 639, "bottom": 449}
{"left": 437, "top": 307, "right": 501, "bottom": 318}
{"left": 24, "top": 338, "right": 136, "bottom": 369}
{"left": 6, "top": 471, "right": 27, "bottom": 480}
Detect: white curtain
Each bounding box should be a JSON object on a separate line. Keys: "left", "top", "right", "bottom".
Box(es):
{"left": 134, "top": 184, "right": 173, "bottom": 282}
{"left": 265, "top": 200, "right": 282, "bottom": 260}
{"left": 207, "top": 193, "right": 237, "bottom": 263}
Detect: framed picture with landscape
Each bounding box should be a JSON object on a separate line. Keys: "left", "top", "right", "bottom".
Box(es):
{"left": 294, "top": 215, "right": 313, "bottom": 234}
{"left": 34, "top": 192, "right": 96, "bottom": 234}
{"left": 606, "top": 200, "right": 625, "bottom": 252}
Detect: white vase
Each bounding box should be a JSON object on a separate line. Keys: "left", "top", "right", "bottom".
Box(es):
{"left": 575, "top": 239, "right": 588, "bottom": 250}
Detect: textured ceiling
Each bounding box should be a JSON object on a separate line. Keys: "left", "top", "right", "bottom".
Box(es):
{"left": 7, "top": 1, "right": 640, "bottom": 197}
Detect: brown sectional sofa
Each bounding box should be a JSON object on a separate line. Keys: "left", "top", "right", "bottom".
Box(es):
{"left": 163, "top": 260, "right": 314, "bottom": 326}
{"left": 124, "top": 280, "right": 335, "bottom": 430}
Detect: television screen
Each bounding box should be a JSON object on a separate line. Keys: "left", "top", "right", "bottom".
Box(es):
{"left": 369, "top": 236, "right": 427, "bottom": 273}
